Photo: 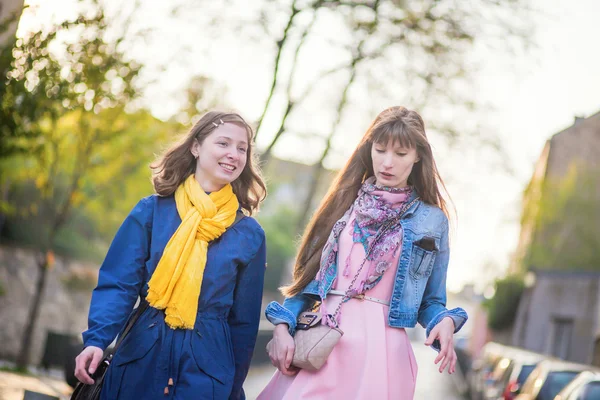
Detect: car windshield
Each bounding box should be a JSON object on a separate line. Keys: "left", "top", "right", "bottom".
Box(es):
{"left": 537, "top": 371, "right": 579, "bottom": 400}
{"left": 581, "top": 382, "right": 600, "bottom": 400}
{"left": 517, "top": 364, "right": 536, "bottom": 385}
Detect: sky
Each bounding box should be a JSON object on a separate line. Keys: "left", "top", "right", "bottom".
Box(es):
{"left": 17, "top": 0, "right": 600, "bottom": 292}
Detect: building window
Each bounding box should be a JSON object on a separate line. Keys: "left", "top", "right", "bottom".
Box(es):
{"left": 550, "top": 317, "right": 574, "bottom": 359}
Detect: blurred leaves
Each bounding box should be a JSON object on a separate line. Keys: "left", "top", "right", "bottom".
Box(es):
{"left": 0, "top": 2, "right": 169, "bottom": 256}
{"left": 257, "top": 204, "right": 300, "bottom": 295}
{"left": 520, "top": 164, "right": 600, "bottom": 271}
{"left": 484, "top": 274, "right": 525, "bottom": 331}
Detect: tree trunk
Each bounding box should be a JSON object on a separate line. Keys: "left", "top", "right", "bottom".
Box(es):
{"left": 296, "top": 65, "right": 357, "bottom": 231}
{"left": 16, "top": 255, "right": 48, "bottom": 369}
{"left": 0, "top": 0, "right": 24, "bottom": 46}
{"left": 254, "top": 0, "right": 299, "bottom": 139}
{"left": 296, "top": 162, "right": 324, "bottom": 233}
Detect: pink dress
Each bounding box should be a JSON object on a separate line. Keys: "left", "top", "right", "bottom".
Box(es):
{"left": 257, "top": 211, "right": 418, "bottom": 400}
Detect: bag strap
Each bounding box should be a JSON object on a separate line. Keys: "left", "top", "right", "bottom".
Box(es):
{"left": 329, "top": 197, "right": 420, "bottom": 324}
{"left": 113, "top": 210, "right": 245, "bottom": 353}
{"left": 112, "top": 300, "right": 149, "bottom": 354}
{"left": 233, "top": 210, "right": 244, "bottom": 225}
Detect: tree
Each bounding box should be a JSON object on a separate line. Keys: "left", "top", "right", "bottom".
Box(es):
{"left": 4, "top": 5, "right": 145, "bottom": 368}
{"left": 232, "top": 0, "right": 530, "bottom": 231}
{"left": 0, "top": 0, "right": 26, "bottom": 232}
{"left": 520, "top": 165, "right": 600, "bottom": 271}
{"left": 484, "top": 274, "right": 525, "bottom": 331}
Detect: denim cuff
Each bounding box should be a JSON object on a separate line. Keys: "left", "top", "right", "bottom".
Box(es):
{"left": 265, "top": 301, "right": 297, "bottom": 335}
{"left": 425, "top": 307, "right": 468, "bottom": 352}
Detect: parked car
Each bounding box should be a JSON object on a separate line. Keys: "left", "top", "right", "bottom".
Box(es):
{"left": 470, "top": 342, "right": 510, "bottom": 400}
{"left": 515, "top": 360, "right": 596, "bottom": 400}
{"left": 483, "top": 348, "right": 546, "bottom": 400}
{"left": 555, "top": 371, "right": 600, "bottom": 400}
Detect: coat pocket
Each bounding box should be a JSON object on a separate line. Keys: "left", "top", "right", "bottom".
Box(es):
{"left": 190, "top": 329, "right": 234, "bottom": 385}
{"left": 408, "top": 238, "right": 438, "bottom": 280}
{"left": 114, "top": 321, "right": 159, "bottom": 366}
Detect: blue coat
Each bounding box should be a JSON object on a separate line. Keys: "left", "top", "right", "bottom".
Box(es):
{"left": 82, "top": 194, "right": 266, "bottom": 399}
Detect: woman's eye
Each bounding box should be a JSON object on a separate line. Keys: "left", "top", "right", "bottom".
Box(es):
{"left": 238, "top": 148, "right": 247, "bottom": 153}
{"left": 375, "top": 148, "right": 385, "bottom": 153}
{"left": 217, "top": 142, "right": 227, "bottom": 147}
{"left": 396, "top": 152, "right": 407, "bottom": 156}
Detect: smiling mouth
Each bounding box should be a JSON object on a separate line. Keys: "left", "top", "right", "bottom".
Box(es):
{"left": 219, "top": 163, "right": 236, "bottom": 172}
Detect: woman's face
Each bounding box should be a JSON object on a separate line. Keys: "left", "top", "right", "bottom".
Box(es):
{"left": 191, "top": 123, "right": 248, "bottom": 191}
{"left": 371, "top": 139, "right": 420, "bottom": 189}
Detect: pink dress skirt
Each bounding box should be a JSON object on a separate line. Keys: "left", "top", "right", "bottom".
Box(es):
{"left": 257, "top": 214, "right": 418, "bottom": 400}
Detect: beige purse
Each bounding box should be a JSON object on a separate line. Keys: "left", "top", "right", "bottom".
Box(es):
{"left": 291, "top": 312, "right": 343, "bottom": 371}
{"left": 290, "top": 197, "right": 419, "bottom": 371}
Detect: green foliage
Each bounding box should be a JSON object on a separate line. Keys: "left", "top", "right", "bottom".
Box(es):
{"left": 258, "top": 205, "right": 300, "bottom": 295}
{"left": 521, "top": 165, "right": 600, "bottom": 271}
{"left": 0, "top": 4, "right": 34, "bottom": 159}
{"left": 0, "top": 5, "right": 166, "bottom": 252}
{"left": 484, "top": 275, "right": 525, "bottom": 331}
{"left": 0, "top": 365, "right": 31, "bottom": 375}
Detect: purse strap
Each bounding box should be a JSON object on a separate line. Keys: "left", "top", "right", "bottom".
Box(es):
{"left": 111, "top": 300, "right": 149, "bottom": 355}
{"left": 328, "top": 196, "right": 420, "bottom": 325}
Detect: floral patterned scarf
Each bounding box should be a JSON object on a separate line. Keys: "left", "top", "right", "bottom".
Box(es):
{"left": 317, "top": 177, "right": 412, "bottom": 300}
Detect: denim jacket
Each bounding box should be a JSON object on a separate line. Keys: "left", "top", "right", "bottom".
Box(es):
{"left": 264, "top": 192, "right": 468, "bottom": 351}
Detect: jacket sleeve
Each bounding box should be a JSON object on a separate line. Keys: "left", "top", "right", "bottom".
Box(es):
{"left": 264, "top": 279, "right": 319, "bottom": 336}
{"left": 417, "top": 216, "right": 468, "bottom": 352}
{"left": 228, "top": 232, "right": 266, "bottom": 400}
{"left": 82, "top": 197, "right": 152, "bottom": 350}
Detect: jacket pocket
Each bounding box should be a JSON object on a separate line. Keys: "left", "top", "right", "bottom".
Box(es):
{"left": 190, "top": 329, "right": 234, "bottom": 385}
{"left": 114, "top": 320, "right": 159, "bottom": 366}
{"left": 408, "top": 239, "right": 437, "bottom": 280}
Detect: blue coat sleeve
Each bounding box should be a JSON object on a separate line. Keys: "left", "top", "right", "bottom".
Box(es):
{"left": 228, "top": 230, "right": 266, "bottom": 400}
{"left": 417, "top": 216, "right": 468, "bottom": 351}
{"left": 82, "top": 197, "right": 152, "bottom": 350}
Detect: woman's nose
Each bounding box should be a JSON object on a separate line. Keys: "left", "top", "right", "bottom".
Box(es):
{"left": 382, "top": 153, "right": 394, "bottom": 167}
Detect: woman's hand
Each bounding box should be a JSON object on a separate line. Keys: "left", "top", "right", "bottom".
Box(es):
{"left": 74, "top": 346, "right": 104, "bottom": 384}
{"left": 424, "top": 317, "right": 457, "bottom": 374}
{"left": 266, "top": 324, "right": 299, "bottom": 376}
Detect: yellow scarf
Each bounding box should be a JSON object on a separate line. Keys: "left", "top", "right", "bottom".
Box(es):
{"left": 146, "top": 175, "right": 239, "bottom": 329}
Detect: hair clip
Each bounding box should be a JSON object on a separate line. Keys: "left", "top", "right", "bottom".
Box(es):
{"left": 212, "top": 118, "right": 225, "bottom": 128}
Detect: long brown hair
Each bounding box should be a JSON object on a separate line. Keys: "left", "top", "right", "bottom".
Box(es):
{"left": 281, "top": 106, "right": 451, "bottom": 297}
{"left": 151, "top": 110, "right": 266, "bottom": 215}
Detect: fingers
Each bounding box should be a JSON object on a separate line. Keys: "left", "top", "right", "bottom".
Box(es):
{"left": 434, "top": 339, "right": 447, "bottom": 365}
{"left": 88, "top": 350, "right": 103, "bottom": 375}
{"left": 279, "top": 345, "right": 299, "bottom": 376}
{"left": 281, "top": 366, "right": 300, "bottom": 376}
{"left": 74, "top": 352, "right": 94, "bottom": 385}
{"left": 277, "top": 346, "right": 291, "bottom": 374}
{"left": 266, "top": 340, "right": 278, "bottom": 368}
{"left": 424, "top": 325, "right": 439, "bottom": 346}
{"left": 442, "top": 349, "right": 456, "bottom": 374}
{"left": 267, "top": 331, "right": 298, "bottom": 376}
{"left": 285, "top": 345, "right": 294, "bottom": 370}
{"left": 436, "top": 342, "right": 456, "bottom": 374}
{"left": 450, "top": 350, "right": 457, "bottom": 374}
